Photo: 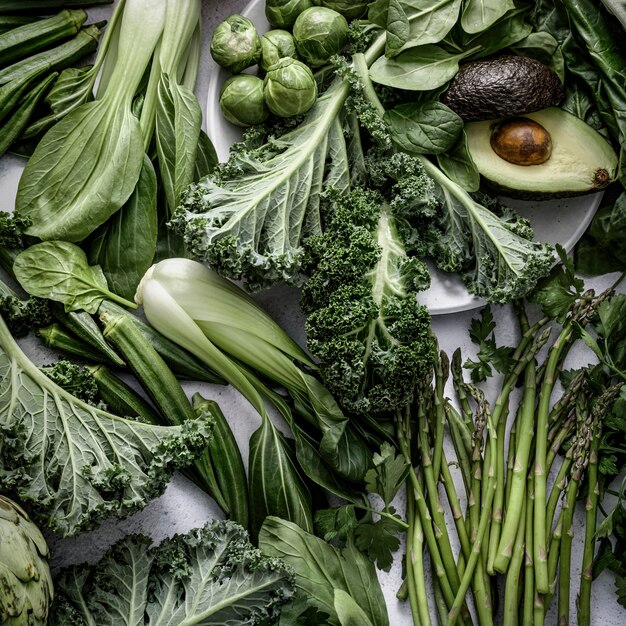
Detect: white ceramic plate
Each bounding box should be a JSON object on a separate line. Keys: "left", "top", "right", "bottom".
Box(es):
{"left": 206, "top": 0, "right": 603, "bottom": 315}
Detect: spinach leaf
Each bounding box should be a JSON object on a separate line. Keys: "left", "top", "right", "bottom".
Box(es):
{"left": 436, "top": 130, "right": 480, "bottom": 192}
{"left": 369, "top": 44, "right": 478, "bottom": 90}
{"left": 510, "top": 31, "right": 564, "bottom": 81}
{"left": 89, "top": 155, "right": 158, "bottom": 301}
{"left": 16, "top": 98, "right": 145, "bottom": 243}
{"left": 334, "top": 589, "right": 375, "bottom": 626}
{"left": 459, "top": 7, "right": 531, "bottom": 57}
{"left": 461, "top": 0, "right": 514, "bottom": 34}
{"left": 248, "top": 416, "right": 314, "bottom": 542}
{"left": 259, "top": 517, "right": 390, "bottom": 626}
{"left": 370, "top": 0, "right": 462, "bottom": 55}
{"left": 385, "top": 100, "right": 463, "bottom": 154}
{"left": 14, "top": 241, "right": 136, "bottom": 313}
{"left": 155, "top": 75, "right": 203, "bottom": 215}
{"left": 0, "top": 314, "right": 211, "bottom": 536}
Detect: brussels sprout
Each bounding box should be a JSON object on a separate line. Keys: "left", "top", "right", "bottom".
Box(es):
{"left": 0, "top": 496, "right": 53, "bottom": 626}
{"left": 263, "top": 57, "right": 318, "bottom": 117}
{"left": 260, "top": 29, "right": 298, "bottom": 72}
{"left": 210, "top": 14, "right": 262, "bottom": 74}
{"left": 319, "top": 0, "right": 370, "bottom": 20}
{"left": 293, "top": 7, "right": 349, "bottom": 67}
{"left": 220, "top": 75, "right": 270, "bottom": 127}
{"left": 265, "top": 0, "right": 313, "bottom": 29}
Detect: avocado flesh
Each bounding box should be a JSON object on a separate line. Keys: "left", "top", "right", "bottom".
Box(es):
{"left": 465, "top": 107, "right": 618, "bottom": 197}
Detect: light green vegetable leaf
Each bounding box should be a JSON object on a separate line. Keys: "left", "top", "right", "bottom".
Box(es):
{"left": 0, "top": 314, "right": 211, "bottom": 536}
{"left": 436, "top": 130, "right": 480, "bottom": 192}
{"left": 16, "top": 100, "right": 145, "bottom": 242}
{"left": 156, "top": 74, "right": 203, "bottom": 214}
{"left": 259, "top": 517, "right": 390, "bottom": 626}
{"left": 50, "top": 520, "right": 294, "bottom": 624}
{"left": 334, "top": 589, "right": 375, "bottom": 626}
{"left": 89, "top": 155, "right": 158, "bottom": 301}
{"left": 385, "top": 100, "right": 463, "bottom": 154}
{"left": 369, "top": 44, "right": 477, "bottom": 90}
{"left": 460, "top": 7, "right": 531, "bottom": 57}
{"left": 461, "top": 0, "right": 514, "bottom": 34}
{"left": 14, "top": 241, "right": 136, "bottom": 313}
{"left": 385, "top": 0, "right": 410, "bottom": 56}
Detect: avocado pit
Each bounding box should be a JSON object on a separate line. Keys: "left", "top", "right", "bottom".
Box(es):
{"left": 490, "top": 117, "right": 552, "bottom": 166}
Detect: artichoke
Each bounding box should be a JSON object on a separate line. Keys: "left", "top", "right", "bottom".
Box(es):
{"left": 0, "top": 496, "right": 53, "bottom": 625}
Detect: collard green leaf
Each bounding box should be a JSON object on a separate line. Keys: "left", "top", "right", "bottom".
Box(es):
{"left": 155, "top": 75, "right": 203, "bottom": 214}
{"left": 16, "top": 101, "right": 144, "bottom": 242}
{"left": 385, "top": 100, "right": 463, "bottom": 154}
{"left": 369, "top": 45, "right": 475, "bottom": 91}
{"left": 14, "top": 241, "right": 135, "bottom": 314}
{"left": 436, "top": 130, "right": 479, "bottom": 192}
{"left": 50, "top": 520, "right": 294, "bottom": 625}
{"left": 259, "top": 517, "right": 390, "bottom": 626}
{"left": 461, "top": 0, "right": 514, "bottom": 34}
{"left": 248, "top": 416, "right": 314, "bottom": 542}
{"left": 89, "top": 155, "right": 158, "bottom": 301}
{"left": 0, "top": 314, "right": 211, "bottom": 536}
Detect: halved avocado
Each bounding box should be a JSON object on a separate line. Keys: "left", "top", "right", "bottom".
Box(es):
{"left": 465, "top": 107, "right": 618, "bottom": 198}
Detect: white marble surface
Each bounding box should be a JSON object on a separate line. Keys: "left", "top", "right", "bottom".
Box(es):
{"left": 0, "top": 1, "right": 624, "bottom": 625}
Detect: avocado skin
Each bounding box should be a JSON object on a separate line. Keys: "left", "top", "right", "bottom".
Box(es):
{"left": 480, "top": 176, "right": 612, "bottom": 201}
{"left": 442, "top": 55, "right": 564, "bottom": 122}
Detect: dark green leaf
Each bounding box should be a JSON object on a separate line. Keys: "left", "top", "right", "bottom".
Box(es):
{"left": 259, "top": 517, "right": 390, "bottom": 626}
{"left": 354, "top": 514, "right": 403, "bottom": 571}
{"left": 14, "top": 241, "right": 136, "bottom": 313}
{"left": 315, "top": 505, "right": 359, "bottom": 542}
{"left": 88, "top": 155, "right": 158, "bottom": 301}
{"left": 334, "top": 589, "right": 375, "bottom": 626}
{"left": 364, "top": 442, "right": 409, "bottom": 507}
{"left": 280, "top": 591, "right": 331, "bottom": 626}
{"left": 194, "top": 129, "right": 219, "bottom": 181}
{"left": 385, "top": 100, "right": 463, "bottom": 155}
{"left": 436, "top": 130, "right": 479, "bottom": 192}
{"left": 248, "top": 417, "right": 314, "bottom": 542}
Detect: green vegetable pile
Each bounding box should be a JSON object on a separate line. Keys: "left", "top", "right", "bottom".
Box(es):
{"left": 0, "top": 0, "right": 625, "bottom": 625}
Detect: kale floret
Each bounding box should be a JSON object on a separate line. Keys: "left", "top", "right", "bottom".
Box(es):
{"left": 40, "top": 360, "right": 99, "bottom": 406}
{"left": 302, "top": 156, "right": 436, "bottom": 417}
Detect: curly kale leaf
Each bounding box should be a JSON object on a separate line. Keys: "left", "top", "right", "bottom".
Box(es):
{"left": 173, "top": 78, "right": 352, "bottom": 290}
{"left": 0, "top": 280, "right": 51, "bottom": 337}
{"left": 302, "top": 154, "right": 436, "bottom": 416}
{"left": 421, "top": 159, "right": 554, "bottom": 304}
{"left": 0, "top": 314, "right": 212, "bottom": 536}
{"left": 50, "top": 520, "right": 295, "bottom": 625}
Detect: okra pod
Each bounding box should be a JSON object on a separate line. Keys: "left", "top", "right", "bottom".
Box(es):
{"left": 0, "top": 23, "right": 100, "bottom": 86}
{"left": 100, "top": 309, "right": 196, "bottom": 426}
{"left": 0, "top": 9, "right": 86, "bottom": 66}
{"left": 0, "top": 71, "right": 56, "bottom": 156}
{"left": 0, "top": 65, "right": 46, "bottom": 123}
{"left": 0, "top": 0, "right": 111, "bottom": 11}
{"left": 0, "top": 17, "right": 36, "bottom": 34}
{"left": 192, "top": 394, "right": 249, "bottom": 528}
{"left": 86, "top": 364, "right": 160, "bottom": 425}
{"left": 98, "top": 300, "right": 225, "bottom": 383}
{"left": 39, "top": 322, "right": 119, "bottom": 364}
{"left": 50, "top": 302, "right": 124, "bottom": 367}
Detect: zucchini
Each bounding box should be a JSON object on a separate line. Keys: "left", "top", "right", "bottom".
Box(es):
{"left": 98, "top": 300, "right": 225, "bottom": 383}
{"left": 0, "top": 23, "right": 100, "bottom": 86}
{"left": 0, "top": 70, "right": 56, "bottom": 156}
{"left": 0, "top": 9, "right": 86, "bottom": 66}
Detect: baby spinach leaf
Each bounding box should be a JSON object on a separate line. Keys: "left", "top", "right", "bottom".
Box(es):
{"left": 436, "top": 130, "right": 480, "bottom": 192}
{"left": 89, "top": 155, "right": 158, "bottom": 301}
{"left": 0, "top": 314, "right": 211, "bottom": 536}
{"left": 385, "top": 100, "right": 463, "bottom": 154}
{"left": 248, "top": 416, "right": 314, "bottom": 542}
{"left": 369, "top": 44, "right": 478, "bottom": 90}
{"left": 14, "top": 241, "right": 136, "bottom": 313}
{"left": 16, "top": 100, "right": 145, "bottom": 242}
{"left": 461, "top": 0, "right": 514, "bottom": 35}
{"left": 259, "top": 517, "right": 390, "bottom": 626}
{"left": 384, "top": 0, "right": 410, "bottom": 56}
{"left": 509, "top": 31, "right": 564, "bottom": 81}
